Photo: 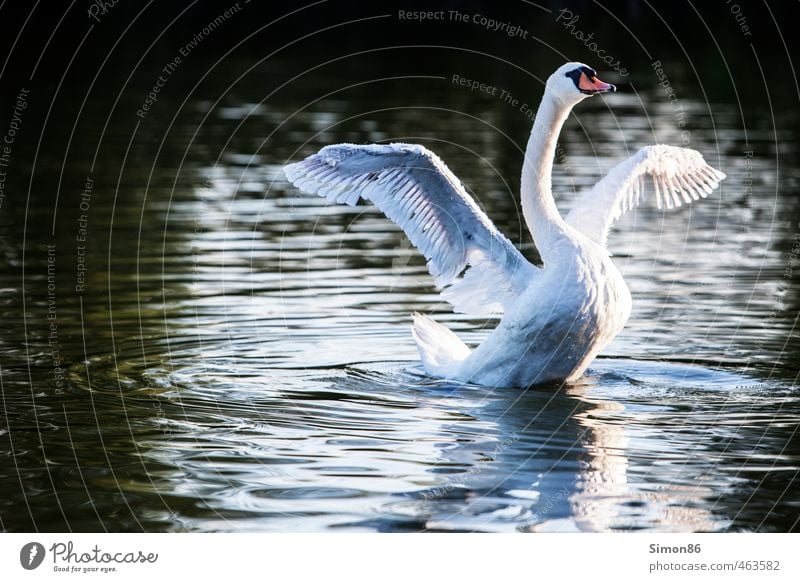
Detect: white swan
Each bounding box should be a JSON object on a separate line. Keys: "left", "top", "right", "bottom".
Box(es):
{"left": 284, "top": 63, "right": 725, "bottom": 388}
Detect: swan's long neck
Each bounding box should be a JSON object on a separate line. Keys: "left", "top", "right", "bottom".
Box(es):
{"left": 521, "top": 93, "right": 574, "bottom": 260}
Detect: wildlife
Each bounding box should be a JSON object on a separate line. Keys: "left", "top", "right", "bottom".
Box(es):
{"left": 284, "top": 63, "right": 725, "bottom": 388}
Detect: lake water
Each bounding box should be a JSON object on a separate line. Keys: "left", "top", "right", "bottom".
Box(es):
{"left": 1, "top": 46, "right": 799, "bottom": 532}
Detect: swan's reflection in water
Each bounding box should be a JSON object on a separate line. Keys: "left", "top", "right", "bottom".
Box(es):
{"left": 331, "top": 361, "right": 752, "bottom": 532}
{"left": 565, "top": 384, "right": 719, "bottom": 532}
{"left": 54, "top": 348, "right": 796, "bottom": 532}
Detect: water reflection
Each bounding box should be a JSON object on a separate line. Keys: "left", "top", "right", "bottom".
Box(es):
{"left": 1, "top": 53, "right": 798, "bottom": 532}
{"left": 109, "top": 358, "right": 792, "bottom": 533}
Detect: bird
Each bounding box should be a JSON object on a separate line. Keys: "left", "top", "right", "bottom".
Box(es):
{"left": 283, "top": 62, "right": 725, "bottom": 388}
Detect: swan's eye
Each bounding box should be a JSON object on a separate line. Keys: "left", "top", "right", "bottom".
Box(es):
{"left": 566, "top": 68, "right": 584, "bottom": 88}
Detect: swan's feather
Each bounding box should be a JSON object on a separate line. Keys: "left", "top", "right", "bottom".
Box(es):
{"left": 566, "top": 145, "right": 726, "bottom": 247}
{"left": 284, "top": 143, "right": 538, "bottom": 316}
{"left": 411, "top": 312, "right": 471, "bottom": 375}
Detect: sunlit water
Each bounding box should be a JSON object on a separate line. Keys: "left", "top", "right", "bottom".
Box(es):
{"left": 1, "top": 55, "right": 799, "bottom": 532}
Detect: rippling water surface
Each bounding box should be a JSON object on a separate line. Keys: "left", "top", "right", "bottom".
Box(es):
{"left": 1, "top": 51, "right": 799, "bottom": 532}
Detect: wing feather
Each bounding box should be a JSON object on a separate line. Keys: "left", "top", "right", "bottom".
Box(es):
{"left": 284, "top": 143, "right": 537, "bottom": 315}
{"left": 566, "top": 145, "right": 725, "bottom": 246}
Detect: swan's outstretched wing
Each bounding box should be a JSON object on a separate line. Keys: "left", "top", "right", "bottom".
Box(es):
{"left": 566, "top": 145, "right": 726, "bottom": 247}
{"left": 284, "top": 143, "right": 537, "bottom": 316}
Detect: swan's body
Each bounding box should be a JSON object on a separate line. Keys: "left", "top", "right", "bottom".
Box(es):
{"left": 284, "top": 63, "right": 725, "bottom": 388}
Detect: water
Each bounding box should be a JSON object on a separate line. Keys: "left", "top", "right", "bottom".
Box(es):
{"left": 1, "top": 47, "right": 799, "bottom": 532}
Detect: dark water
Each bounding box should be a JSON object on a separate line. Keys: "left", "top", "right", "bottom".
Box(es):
{"left": 1, "top": 3, "right": 799, "bottom": 532}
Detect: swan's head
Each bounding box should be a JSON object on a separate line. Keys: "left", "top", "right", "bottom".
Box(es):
{"left": 546, "top": 62, "right": 616, "bottom": 104}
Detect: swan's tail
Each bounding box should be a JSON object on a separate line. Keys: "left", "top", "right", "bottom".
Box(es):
{"left": 411, "top": 313, "right": 471, "bottom": 377}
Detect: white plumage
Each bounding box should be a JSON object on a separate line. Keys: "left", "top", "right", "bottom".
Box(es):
{"left": 565, "top": 145, "right": 726, "bottom": 247}
{"left": 284, "top": 143, "right": 536, "bottom": 316}
{"left": 284, "top": 63, "right": 725, "bottom": 387}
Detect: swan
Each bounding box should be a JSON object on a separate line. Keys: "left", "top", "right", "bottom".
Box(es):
{"left": 284, "top": 62, "right": 725, "bottom": 388}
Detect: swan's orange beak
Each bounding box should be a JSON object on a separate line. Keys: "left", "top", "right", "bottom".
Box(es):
{"left": 579, "top": 72, "right": 616, "bottom": 94}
